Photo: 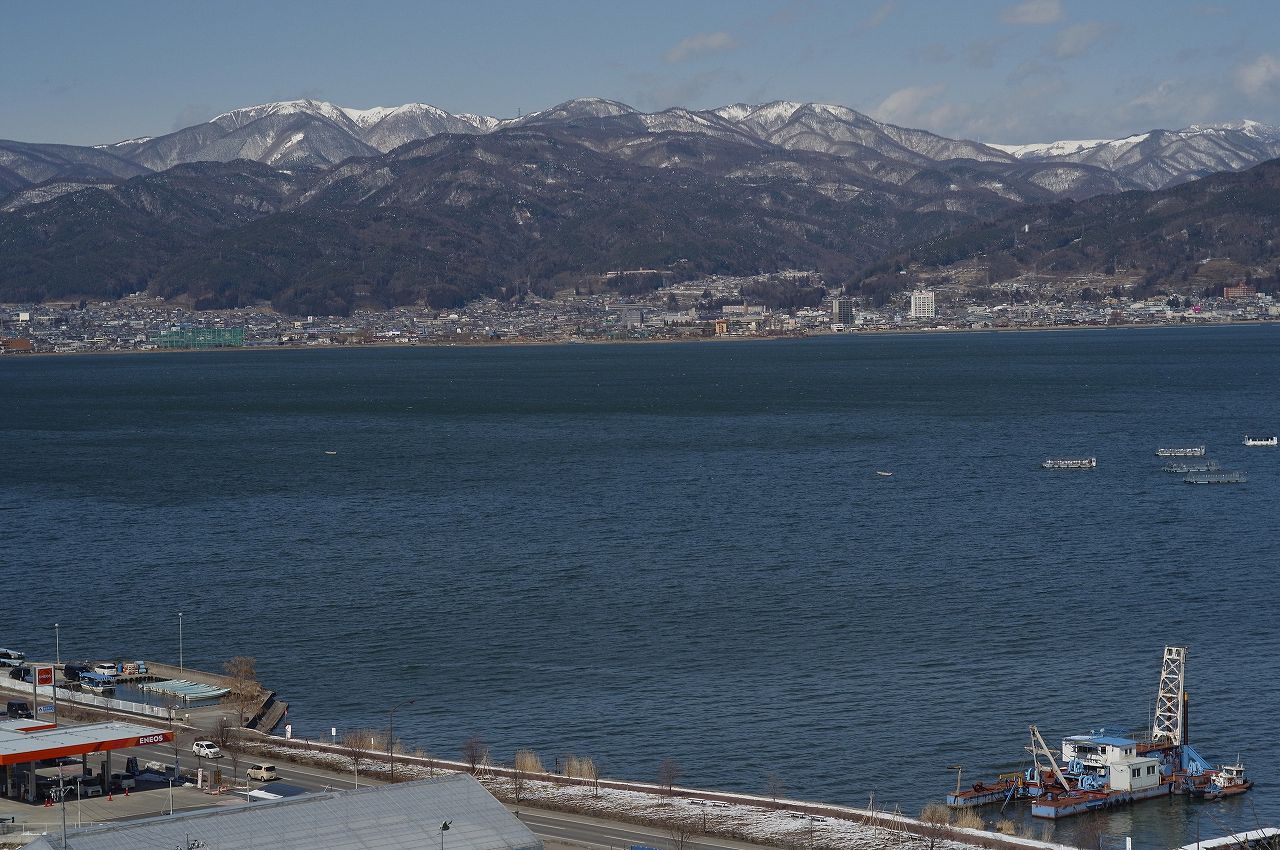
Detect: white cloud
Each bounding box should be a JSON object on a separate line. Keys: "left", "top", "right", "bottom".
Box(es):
{"left": 873, "top": 84, "right": 946, "bottom": 125}
{"left": 1000, "top": 0, "right": 1062, "bottom": 25}
{"left": 1126, "top": 79, "right": 1219, "bottom": 124}
{"left": 664, "top": 31, "right": 737, "bottom": 63}
{"left": 1235, "top": 54, "right": 1280, "bottom": 97}
{"left": 1053, "top": 22, "right": 1108, "bottom": 59}
{"left": 861, "top": 1, "right": 897, "bottom": 31}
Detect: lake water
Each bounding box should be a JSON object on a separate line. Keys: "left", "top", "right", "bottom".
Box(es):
{"left": 2, "top": 326, "right": 1277, "bottom": 849}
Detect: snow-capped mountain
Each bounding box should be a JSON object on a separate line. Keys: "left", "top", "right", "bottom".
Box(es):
{"left": 716, "top": 101, "right": 1012, "bottom": 165}
{"left": 3, "top": 97, "right": 1279, "bottom": 205}
{"left": 987, "top": 139, "right": 1113, "bottom": 158}
{"left": 989, "top": 121, "right": 1280, "bottom": 189}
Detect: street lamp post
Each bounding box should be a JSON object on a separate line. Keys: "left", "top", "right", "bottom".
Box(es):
{"left": 178, "top": 612, "right": 184, "bottom": 674}
{"left": 54, "top": 623, "right": 60, "bottom": 666}
{"left": 387, "top": 699, "right": 415, "bottom": 781}
{"left": 441, "top": 820, "right": 452, "bottom": 850}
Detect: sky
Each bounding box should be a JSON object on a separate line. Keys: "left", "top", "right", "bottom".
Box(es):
{"left": 3, "top": 0, "right": 1279, "bottom": 147}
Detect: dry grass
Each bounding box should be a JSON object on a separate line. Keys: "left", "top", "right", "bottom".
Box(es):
{"left": 515, "top": 749, "right": 544, "bottom": 774}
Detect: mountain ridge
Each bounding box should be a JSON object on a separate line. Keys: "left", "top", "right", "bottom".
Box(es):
{"left": 5, "top": 97, "right": 1277, "bottom": 204}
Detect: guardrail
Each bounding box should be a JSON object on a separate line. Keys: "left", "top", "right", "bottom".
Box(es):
{"left": 0, "top": 678, "right": 173, "bottom": 720}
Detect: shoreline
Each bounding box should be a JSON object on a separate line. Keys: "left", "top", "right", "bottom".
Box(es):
{"left": 3, "top": 318, "right": 1274, "bottom": 360}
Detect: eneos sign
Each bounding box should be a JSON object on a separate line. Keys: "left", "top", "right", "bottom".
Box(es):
{"left": 136, "top": 733, "right": 167, "bottom": 746}
{"left": 35, "top": 667, "right": 54, "bottom": 686}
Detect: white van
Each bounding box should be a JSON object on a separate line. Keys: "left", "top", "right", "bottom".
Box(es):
{"left": 247, "top": 763, "right": 278, "bottom": 781}
{"left": 92, "top": 662, "right": 118, "bottom": 677}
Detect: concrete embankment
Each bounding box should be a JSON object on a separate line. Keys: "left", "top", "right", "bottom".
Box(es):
{"left": 0, "top": 661, "right": 286, "bottom": 734}
{"left": 140, "top": 661, "right": 287, "bottom": 732}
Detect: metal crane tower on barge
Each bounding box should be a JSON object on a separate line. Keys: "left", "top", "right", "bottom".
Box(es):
{"left": 946, "top": 645, "right": 1252, "bottom": 819}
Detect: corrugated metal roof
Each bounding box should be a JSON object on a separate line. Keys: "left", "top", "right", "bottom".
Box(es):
{"left": 27, "top": 773, "right": 541, "bottom": 850}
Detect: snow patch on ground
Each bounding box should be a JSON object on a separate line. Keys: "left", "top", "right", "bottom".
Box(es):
{"left": 243, "top": 737, "right": 1066, "bottom": 850}
{"left": 987, "top": 139, "right": 1111, "bottom": 158}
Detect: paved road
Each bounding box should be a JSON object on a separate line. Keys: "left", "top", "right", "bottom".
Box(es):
{"left": 512, "top": 807, "right": 786, "bottom": 850}
{"left": 127, "top": 742, "right": 384, "bottom": 794}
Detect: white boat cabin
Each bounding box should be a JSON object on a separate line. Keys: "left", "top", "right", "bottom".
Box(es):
{"left": 1062, "top": 734, "right": 1162, "bottom": 792}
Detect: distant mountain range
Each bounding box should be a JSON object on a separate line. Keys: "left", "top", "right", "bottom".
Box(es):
{"left": 5, "top": 97, "right": 1280, "bottom": 204}
{"left": 1, "top": 97, "right": 1278, "bottom": 313}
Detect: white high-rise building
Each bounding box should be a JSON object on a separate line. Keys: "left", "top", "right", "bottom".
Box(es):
{"left": 910, "top": 289, "right": 936, "bottom": 319}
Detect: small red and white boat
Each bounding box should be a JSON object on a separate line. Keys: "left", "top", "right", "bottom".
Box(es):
{"left": 1201, "top": 761, "right": 1252, "bottom": 800}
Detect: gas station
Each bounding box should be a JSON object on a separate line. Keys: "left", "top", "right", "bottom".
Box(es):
{"left": 0, "top": 664, "right": 173, "bottom": 804}
{"left": 0, "top": 718, "right": 173, "bottom": 803}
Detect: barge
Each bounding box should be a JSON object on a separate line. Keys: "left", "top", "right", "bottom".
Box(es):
{"left": 1243, "top": 436, "right": 1277, "bottom": 446}
{"left": 1041, "top": 458, "right": 1097, "bottom": 469}
{"left": 1185, "top": 471, "right": 1246, "bottom": 484}
{"left": 947, "top": 646, "right": 1250, "bottom": 819}
{"left": 1156, "top": 446, "right": 1206, "bottom": 457}
{"left": 1162, "top": 459, "right": 1219, "bottom": 474}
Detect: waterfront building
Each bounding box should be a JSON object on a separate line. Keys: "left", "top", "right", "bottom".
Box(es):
{"left": 152, "top": 327, "right": 245, "bottom": 349}
{"left": 1223, "top": 282, "right": 1257, "bottom": 299}
{"left": 910, "top": 290, "right": 936, "bottom": 319}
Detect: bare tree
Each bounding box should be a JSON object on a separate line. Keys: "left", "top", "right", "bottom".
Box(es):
{"left": 657, "top": 758, "right": 682, "bottom": 797}
{"left": 919, "top": 802, "right": 952, "bottom": 850}
{"left": 668, "top": 822, "right": 694, "bottom": 850}
{"left": 210, "top": 716, "right": 240, "bottom": 753}
{"left": 579, "top": 757, "right": 600, "bottom": 796}
{"left": 341, "top": 730, "right": 373, "bottom": 787}
{"left": 511, "top": 749, "right": 542, "bottom": 803}
{"left": 221, "top": 656, "right": 259, "bottom": 726}
{"left": 461, "top": 736, "right": 489, "bottom": 774}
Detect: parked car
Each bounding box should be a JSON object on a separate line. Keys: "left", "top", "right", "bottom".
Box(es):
{"left": 7, "top": 667, "right": 33, "bottom": 683}
{"left": 108, "top": 772, "right": 136, "bottom": 791}
{"left": 91, "top": 662, "right": 118, "bottom": 677}
{"left": 63, "top": 664, "right": 90, "bottom": 683}
{"left": 192, "top": 741, "right": 223, "bottom": 759}
{"left": 0, "top": 649, "right": 24, "bottom": 667}
{"left": 246, "top": 763, "right": 278, "bottom": 781}
{"left": 6, "top": 701, "right": 33, "bottom": 719}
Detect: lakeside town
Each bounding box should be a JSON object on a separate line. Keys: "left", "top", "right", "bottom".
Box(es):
{"left": 1, "top": 268, "right": 1277, "bottom": 355}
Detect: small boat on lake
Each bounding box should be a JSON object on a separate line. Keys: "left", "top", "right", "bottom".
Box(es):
{"left": 875, "top": 470, "right": 894, "bottom": 477}
{"left": 77, "top": 671, "right": 115, "bottom": 694}
{"left": 1184, "top": 471, "right": 1246, "bottom": 484}
{"left": 1042, "top": 458, "right": 1097, "bottom": 469}
{"left": 1156, "top": 446, "right": 1206, "bottom": 457}
{"left": 1162, "top": 459, "right": 1220, "bottom": 473}
{"left": 1196, "top": 761, "right": 1252, "bottom": 800}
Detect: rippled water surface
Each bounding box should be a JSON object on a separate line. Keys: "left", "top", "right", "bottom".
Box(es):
{"left": 2, "top": 327, "right": 1277, "bottom": 849}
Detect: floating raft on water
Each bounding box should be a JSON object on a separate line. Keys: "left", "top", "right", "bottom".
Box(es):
{"left": 140, "top": 679, "right": 230, "bottom": 700}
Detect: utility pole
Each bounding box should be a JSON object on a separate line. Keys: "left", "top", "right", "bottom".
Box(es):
{"left": 58, "top": 771, "right": 67, "bottom": 849}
